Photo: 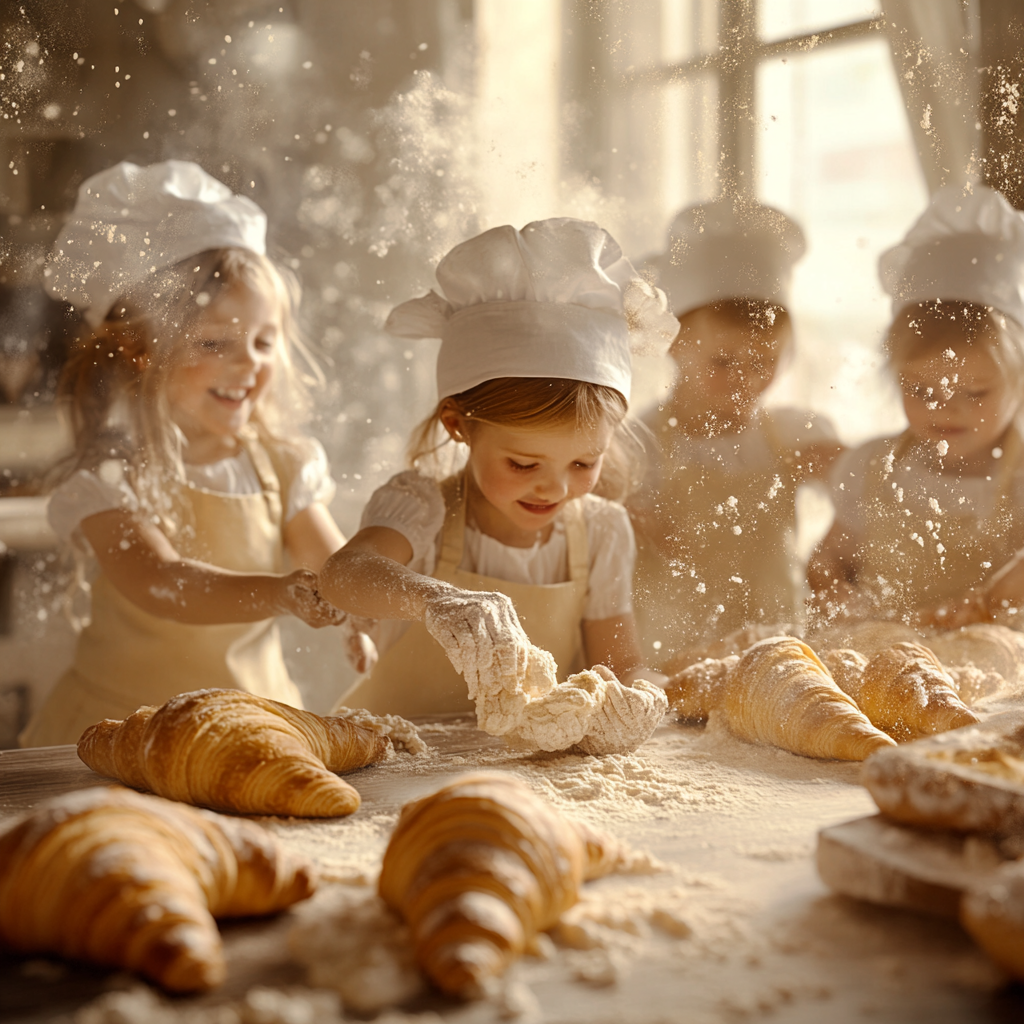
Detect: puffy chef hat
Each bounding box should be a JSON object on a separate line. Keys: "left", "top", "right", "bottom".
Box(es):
{"left": 879, "top": 184, "right": 1024, "bottom": 325}
{"left": 45, "top": 160, "right": 267, "bottom": 327}
{"left": 385, "top": 218, "right": 677, "bottom": 403}
{"left": 646, "top": 198, "right": 805, "bottom": 318}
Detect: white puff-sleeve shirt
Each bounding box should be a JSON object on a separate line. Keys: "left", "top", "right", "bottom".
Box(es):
{"left": 359, "top": 470, "right": 636, "bottom": 656}
{"left": 47, "top": 439, "right": 336, "bottom": 544}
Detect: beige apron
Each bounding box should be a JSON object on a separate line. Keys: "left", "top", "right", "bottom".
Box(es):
{"left": 859, "top": 427, "right": 1024, "bottom": 620}
{"left": 20, "top": 432, "right": 302, "bottom": 747}
{"left": 341, "top": 475, "right": 590, "bottom": 718}
{"left": 632, "top": 411, "right": 799, "bottom": 657}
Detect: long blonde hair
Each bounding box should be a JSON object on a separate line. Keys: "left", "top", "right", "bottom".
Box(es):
{"left": 56, "top": 247, "right": 321, "bottom": 533}
{"left": 408, "top": 376, "right": 646, "bottom": 501}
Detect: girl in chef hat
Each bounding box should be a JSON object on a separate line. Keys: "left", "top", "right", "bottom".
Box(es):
{"left": 20, "top": 160, "right": 347, "bottom": 747}
{"left": 317, "top": 217, "right": 678, "bottom": 717}
{"left": 629, "top": 198, "right": 841, "bottom": 665}
{"left": 808, "top": 184, "right": 1024, "bottom": 627}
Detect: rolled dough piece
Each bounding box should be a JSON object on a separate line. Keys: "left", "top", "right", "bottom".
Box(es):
{"left": 861, "top": 710, "right": 1024, "bottom": 835}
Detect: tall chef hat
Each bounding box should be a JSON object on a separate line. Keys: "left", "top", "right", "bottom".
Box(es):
{"left": 384, "top": 217, "right": 678, "bottom": 402}
{"left": 646, "top": 197, "right": 806, "bottom": 318}
{"left": 44, "top": 160, "right": 267, "bottom": 327}
{"left": 879, "top": 184, "right": 1024, "bottom": 325}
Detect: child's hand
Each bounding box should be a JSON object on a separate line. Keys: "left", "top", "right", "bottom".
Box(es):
{"left": 278, "top": 569, "right": 348, "bottom": 629}
{"left": 423, "top": 588, "right": 530, "bottom": 687}
{"left": 341, "top": 614, "right": 379, "bottom": 674}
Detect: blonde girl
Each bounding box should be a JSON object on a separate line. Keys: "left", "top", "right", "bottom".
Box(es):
{"left": 809, "top": 184, "right": 1024, "bottom": 627}
{"left": 318, "top": 218, "right": 677, "bottom": 717}
{"left": 20, "top": 161, "right": 345, "bottom": 747}
{"left": 630, "top": 199, "right": 840, "bottom": 662}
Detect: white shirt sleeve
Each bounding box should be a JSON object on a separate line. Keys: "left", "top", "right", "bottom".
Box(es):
{"left": 358, "top": 470, "right": 446, "bottom": 573}
{"left": 284, "top": 438, "right": 337, "bottom": 522}
{"left": 47, "top": 461, "right": 139, "bottom": 543}
{"left": 828, "top": 438, "right": 893, "bottom": 540}
{"left": 581, "top": 495, "right": 636, "bottom": 621}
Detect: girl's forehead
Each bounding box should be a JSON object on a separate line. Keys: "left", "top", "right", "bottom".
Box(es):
{"left": 198, "top": 280, "right": 281, "bottom": 329}
{"left": 900, "top": 345, "right": 1002, "bottom": 383}
{"left": 483, "top": 415, "right": 615, "bottom": 454}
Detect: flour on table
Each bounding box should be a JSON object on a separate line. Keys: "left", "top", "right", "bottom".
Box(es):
{"left": 425, "top": 598, "right": 667, "bottom": 754}
{"left": 73, "top": 984, "right": 344, "bottom": 1024}
{"left": 288, "top": 884, "right": 424, "bottom": 1013}
{"left": 331, "top": 706, "right": 427, "bottom": 755}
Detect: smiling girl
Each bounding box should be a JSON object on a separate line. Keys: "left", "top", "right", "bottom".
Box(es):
{"left": 20, "top": 161, "right": 345, "bottom": 746}
{"left": 317, "top": 218, "right": 678, "bottom": 717}
{"left": 808, "top": 185, "right": 1024, "bottom": 628}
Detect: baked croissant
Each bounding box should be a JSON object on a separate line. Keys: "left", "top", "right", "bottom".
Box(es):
{"left": 852, "top": 643, "right": 979, "bottom": 743}
{"left": 927, "top": 623, "right": 1024, "bottom": 687}
{"left": 819, "top": 648, "right": 868, "bottom": 700}
{"left": 78, "top": 689, "right": 393, "bottom": 817}
{"left": 664, "top": 655, "right": 738, "bottom": 722}
{"left": 378, "top": 773, "right": 623, "bottom": 999}
{"left": 0, "top": 787, "right": 316, "bottom": 992}
{"left": 722, "top": 637, "right": 896, "bottom": 760}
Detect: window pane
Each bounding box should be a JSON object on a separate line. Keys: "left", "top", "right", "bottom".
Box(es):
{"left": 660, "top": 0, "right": 718, "bottom": 64}
{"left": 758, "top": 0, "right": 880, "bottom": 44}
{"left": 662, "top": 73, "right": 719, "bottom": 215}
{"left": 757, "top": 37, "right": 928, "bottom": 444}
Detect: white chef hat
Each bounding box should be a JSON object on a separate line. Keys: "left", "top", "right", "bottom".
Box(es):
{"left": 646, "top": 197, "right": 806, "bottom": 318}
{"left": 385, "top": 218, "right": 677, "bottom": 403}
{"left": 44, "top": 160, "right": 267, "bottom": 327}
{"left": 879, "top": 184, "right": 1024, "bottom": 325}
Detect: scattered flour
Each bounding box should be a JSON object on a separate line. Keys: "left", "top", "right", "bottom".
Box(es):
{"left": 74, "top": 984, "right": 343, "bottom": 1024}
{"left": 331, "top": 706, "right": 427, "bottom": 755}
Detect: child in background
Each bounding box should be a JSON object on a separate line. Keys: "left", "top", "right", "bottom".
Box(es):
{"left": 317, "top": 218, "right": 678, "bottom": 718}
{"left": 20, "top": 161, "right": 346, "bottom": 747}
{"left": 809, "top": 184, "right": 1024, "bottom": 628}
{"left": 630, "top": 199, "right": 840, "bottom": 662}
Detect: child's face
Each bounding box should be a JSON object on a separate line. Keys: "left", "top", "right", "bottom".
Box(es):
{"left": 167, "top": 280, "right": 281, "bottom": 453}
{"left": 459, "top": 415, "right": 616, "bottom": 536}
{"left": 897, "top": 330, "right": 1019, "bottom": 465}
{"left": 669, "top": 306, "right": 786, "bottom": 425}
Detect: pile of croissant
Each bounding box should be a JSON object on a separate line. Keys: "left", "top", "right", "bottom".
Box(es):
{"left": 1, "top": 687, "right": 626, "bottom": 1002}
{"left": 663, "top": 621, "right": 1024, "bottom": 761}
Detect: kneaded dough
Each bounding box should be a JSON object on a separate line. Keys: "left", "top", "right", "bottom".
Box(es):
{"left": 429, "top": 602, "right": 667, "bottom": 754}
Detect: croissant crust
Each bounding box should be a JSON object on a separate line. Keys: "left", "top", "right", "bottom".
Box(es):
{"left": 78, "top": 688, "right": 393, "bottom": 817}
{"left": 0, "top": 787, "right": 316, "bottom": 991}
{"left": 378, "top": 773, "right": 623, "bottom": 998}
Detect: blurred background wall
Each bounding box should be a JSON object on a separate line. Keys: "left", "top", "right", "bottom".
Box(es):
{"left": 0, "top": 0, "right": 1021, "bottom": 732}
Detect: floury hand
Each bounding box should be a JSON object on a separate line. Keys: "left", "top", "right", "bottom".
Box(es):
{"left": 423, "top": 589, "right": 530, "bottom": 691}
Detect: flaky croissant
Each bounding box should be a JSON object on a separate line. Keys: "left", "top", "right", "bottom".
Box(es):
{"left": 845, "top": 642, "right": 979, "bottom": 743}
{"left": 78, "top": 689, "right": 393, "bottom": 817}
{"left": 722, "top": 637, "right": 896, "bottom": 760}
{"left": 378, "top": 773, "right": 623, "bottom": 999}
{"left": 0, "top": 787, "right": 316, "bottom": 992}
{"left": 927, "top": 623, "right": 1024, "bottom": 688}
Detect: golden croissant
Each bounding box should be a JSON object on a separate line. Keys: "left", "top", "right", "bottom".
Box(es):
{"left": 722, "top": 637, "right": 896, "bottom": 760}
{"left": 850, "top": 642, "right": 979, "bottom": 743}
{"left": 78, "top": 688, "right": 393, "bottom": 817}
{"left": 378, "top": 773, "right": 623, "bottom": 999}
{"left": 664, "top": 655, "right": 738, "bottom": 722}
{"left": 0, "top": 787, "right": 316, "bottom": 992}
{"left": 927, "top": 623, "right": 1024, "bottom": 687}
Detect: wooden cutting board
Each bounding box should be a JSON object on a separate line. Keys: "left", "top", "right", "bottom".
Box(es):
{"left": 816, "top": 814, "right": 1015, "bottom": 918}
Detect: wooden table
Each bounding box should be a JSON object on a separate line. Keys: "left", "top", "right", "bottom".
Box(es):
{"left": 2, "top": 721, "right": 1023, "bottom": 1024}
